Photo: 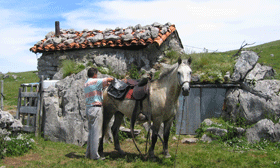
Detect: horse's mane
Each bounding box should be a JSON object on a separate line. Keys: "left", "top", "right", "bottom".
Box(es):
{"left": 157, "top": 63, "right": 178, "bottom": 81}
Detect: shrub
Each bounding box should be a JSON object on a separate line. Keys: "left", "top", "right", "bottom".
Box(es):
{"left": 129, "top": 64, "right": 140, "bottom": 79}
{"left": 166, "top": 50, "right": 181, "bottom": 64}
{"left": 5, "top": 136, "right": 35, "bottom": 157}
{"left": 61, "top": 60, "right": 86, "bottom": 78}
{"left": 0, "top": 135, "right": 6, "bottom": 159}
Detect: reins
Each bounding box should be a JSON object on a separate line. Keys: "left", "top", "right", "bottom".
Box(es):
{"left": 174, "top": 96, "right": 186, "bottom": 168}
{"left": 130, "top": 82, "right": 165, "bottom": 158}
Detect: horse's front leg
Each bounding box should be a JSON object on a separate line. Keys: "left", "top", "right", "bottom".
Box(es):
{"left": 148, "top": 119, "right": 161, "bottom": 158}
{"left": 112, "top": 111, "right": 125, "bottom": 155}
{"left": 163, "top": 118, "right": 173, "bottom": 158}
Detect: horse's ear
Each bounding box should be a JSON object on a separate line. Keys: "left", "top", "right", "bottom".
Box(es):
{"left": 188, "top": 57, "right": 192, "bottom": 65}
{"left": 178, "top": 57, "right": 182, "bottom": 65}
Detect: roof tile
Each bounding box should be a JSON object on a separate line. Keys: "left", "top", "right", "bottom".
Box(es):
{"left": 30, "top": 23, "right": 177, "bottom": 53}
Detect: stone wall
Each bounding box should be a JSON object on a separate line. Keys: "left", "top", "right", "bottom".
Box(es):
{"left": 37, "top": 33, "right": 183, "bottom": 79}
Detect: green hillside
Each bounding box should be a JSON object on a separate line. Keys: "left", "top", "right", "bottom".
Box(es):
{"left": 246, "top": 40, "right": 280, "bottom": 78}
{"left": 1, "top": 71, "right": 39, "bottom": 111}
{"left": 184, "top": 40, "right": 280, "bottom": 81}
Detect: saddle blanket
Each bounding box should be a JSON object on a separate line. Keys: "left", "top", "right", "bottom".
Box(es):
{"left": 125, "top": 89, "right": 135, "bottom": 100}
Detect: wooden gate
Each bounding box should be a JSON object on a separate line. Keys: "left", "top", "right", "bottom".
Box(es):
{"left": 16, "top": 82, "right": 42, "bottom": 135}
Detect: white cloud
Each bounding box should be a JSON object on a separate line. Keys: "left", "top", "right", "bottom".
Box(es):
{"left": 1, "top": 0, "right": 280, "bottom": 73}
{"left": 0, "top": 8, "right": 50, "bottom": 73}
{"left": 62, "top": 0, "right": 280, "bottom": 52}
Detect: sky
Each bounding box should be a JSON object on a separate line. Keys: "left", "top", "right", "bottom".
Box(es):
{"left": 0, "top": 0, "right": 279, "bottom": 73}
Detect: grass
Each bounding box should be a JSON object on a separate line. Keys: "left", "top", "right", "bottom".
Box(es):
{"left": 1, "top": 130, "right": 280, "bottom": 168}
{"left": 61, "top": 60, "right": 86, "bottom": 78}
{"left": 1, "top": 71, "right": 39, "bottom": 111}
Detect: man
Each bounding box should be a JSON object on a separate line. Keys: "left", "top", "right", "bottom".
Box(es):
{"left": 84, "top": 67, "right": 114, "bottom": 160}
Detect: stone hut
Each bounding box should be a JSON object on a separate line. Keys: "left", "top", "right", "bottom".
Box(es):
{"left": 30, "top": 22, "right": 184, "bottom": 79}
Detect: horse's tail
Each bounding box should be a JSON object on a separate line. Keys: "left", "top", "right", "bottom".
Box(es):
{"left": 130, "top": 100, "right": 143, "bottom": 156}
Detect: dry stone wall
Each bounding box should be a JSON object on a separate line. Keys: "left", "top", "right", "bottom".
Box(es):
{"left": 37, "top": 33, "right": 183, "bottom": 79}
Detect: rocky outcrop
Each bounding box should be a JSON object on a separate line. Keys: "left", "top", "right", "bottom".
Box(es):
{"left": 231, "top": 51, "right": 259, "bottom": 82}
{"left": 199, "top": 118, "right": 279, "bottom": 143}
{"left": 223, "top": 80, "right": 280, "bottom": 124}
{"left": 222, "top": 51, "right": 280, "bottom": 125}
{"left": 0, "top": 110, "right": 23, "bottom": 136}
{"left": 42, "top": 69, "right": 112, "bottom": 146}
{"left": 245, "top": 63, "right": 275, "bottom": 81}
{"left": 246, "top": 119, "right": 280, "bottom": 143}
{"left": 42, "top": 70, "right": 87, "bottom": 146}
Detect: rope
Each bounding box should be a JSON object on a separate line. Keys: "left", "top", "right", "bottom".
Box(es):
{"left": 174, "top": 96, "right": 186, "bottom": 168}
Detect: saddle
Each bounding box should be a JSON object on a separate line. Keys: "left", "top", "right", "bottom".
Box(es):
{"left": 107, "top": 79, "right": 129, "bottom": 99}
{"left": 107, "top": 78, "right": 149, "bottom": 100}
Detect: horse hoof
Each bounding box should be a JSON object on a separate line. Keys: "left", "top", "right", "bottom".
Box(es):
{"left": 164, "top": 153, "right": 171, "bottom": 158}
{"left": 118, "top": 150, "right": 126, "bottom": 156}
{"left": 148, "top": 155, "right": 157, "bottom": 162}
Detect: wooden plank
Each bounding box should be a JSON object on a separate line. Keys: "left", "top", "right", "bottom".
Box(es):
{"left": 22, "top": 125, "right": 35, "bottom": 132}
{"left": 35, "top": 94, "right": 41, "bottom": 137}
{"left": 16, "top": 88, "right": 22, "bottom": 119}
{"left": 39, "top": 75, "right": 44, "bottom": 135}
{"left": 20, "top": 106, "right": 37, "bottom": 114}
{"left": 21, "top": 92, "right": 38, "bottom": 98}
{"left": 27, "top": 86, "right": 33, "bottom": 126}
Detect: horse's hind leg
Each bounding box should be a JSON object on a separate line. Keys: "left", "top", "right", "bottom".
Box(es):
{"left": 163, "top": 119, "right": 173, "bottom": 158}
{"left": 112, "top": 111, "right": 125, "bottom": 155}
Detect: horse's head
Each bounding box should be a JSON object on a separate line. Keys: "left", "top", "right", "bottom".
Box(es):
{"left": 177, "top": 57, "right": 192, "bottom": 96}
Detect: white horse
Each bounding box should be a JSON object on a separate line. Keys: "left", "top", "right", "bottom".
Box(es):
{"left": 98, "top": 57, "right": 192, "bottom": 158}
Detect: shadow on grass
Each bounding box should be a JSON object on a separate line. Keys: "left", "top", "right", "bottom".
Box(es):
{"left": 103, "top": 151, "right": 166, "bottom": 163}
{"left": 65, "top": 151, "right": 166, "bottom": 164}
{"left": 65, "top": 152, "right": 84, "bottom": 159}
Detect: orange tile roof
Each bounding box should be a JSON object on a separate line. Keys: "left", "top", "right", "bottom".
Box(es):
{"left": 30, "top": 23, "right": 177, "bottom": 53}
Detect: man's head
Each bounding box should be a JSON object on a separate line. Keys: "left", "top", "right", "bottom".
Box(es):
{"left": 87, "top": 68, "right": 98, "bottom": 78}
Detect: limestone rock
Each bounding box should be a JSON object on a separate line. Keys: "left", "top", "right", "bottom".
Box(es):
{"left": 64, "top": 39, "right": 74, "bottom": 45}
{"left": 3, "top": 74, "right": 9, "bottom": 79}
{"left": 119, "top": 126, "right": 141, "bottom": 137}
{"left": 43, "top": 38, "right": 54, "bottom": 47}
{"left": 181, "top": 138, "right": 198, "bottom": 144}
{"left": 52, "top": 68, "right": 63, "bottom": 80}
{"left": 202, "top": 119, "right": 213, "bottom": 126}
{"left": 200, "top": 134, "right": 214, "bottom": 142}
{"left": 224, "top": 71, "right": 230, "bottom": 82}
{"left": 206, "top": 127, "right": 227, "bottom": 137}
{"left": 42, "top": 70, "right": 88, "bottom": 146}
{"left": 10, "top": 119, "right": 23, "bottom": 132}
{"left": 246, "top": 119, "right": 276, "bottom": 143}
{"left": 231, "top": 51, "right": 259, "bottom": 82}
{"left": 93, "top": 52, "right": 128, "bottom": 76}
{"left": 245, "top": 63, "right": 275, "bottom": 81}
{"left": 0, "top": 111, "right": 14, "bottom": 128}
{"left": 222, "top": 80, "right": 280, "bottom": 124}
{"left": 87, "top": 33, "right": 103, "bottom": 43}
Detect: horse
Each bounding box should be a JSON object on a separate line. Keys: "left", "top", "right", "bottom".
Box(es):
{"left": 98, "top": 57, "right": 192, "bottom": 158}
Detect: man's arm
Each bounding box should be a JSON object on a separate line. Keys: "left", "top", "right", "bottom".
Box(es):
{"left": 107, "top": 77, "right": 114, "bottom": 82}
{"left": 102, "top": 77, "right": 114, "bottom": 88}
